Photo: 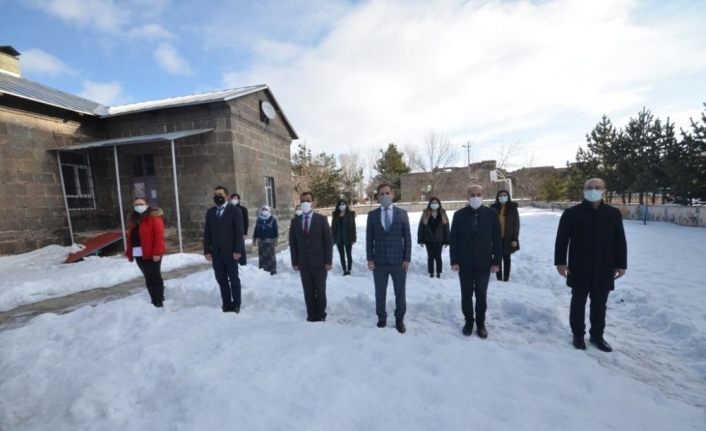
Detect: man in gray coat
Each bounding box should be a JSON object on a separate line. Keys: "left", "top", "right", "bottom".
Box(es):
{"left": 366, "top": 183, "right": 412, "bottom": 334}
{"left": 289, "top": 191, "right": 334, "bottom": 322}
{"left": 449, "top": 185, "right": 502, "bottom": 338}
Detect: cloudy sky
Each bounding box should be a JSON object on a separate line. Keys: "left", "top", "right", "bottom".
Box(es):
{"left": 2, "top": 0, "right": 705, "bottom": 168}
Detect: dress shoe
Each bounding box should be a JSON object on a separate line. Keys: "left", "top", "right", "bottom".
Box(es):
{"left": 573, "top": 335, "right": 587, "bottom": 350}
{"left": 429, "top": 273, "right": 434, "bottom": 278}
{"left": 589, "top": 336, "right": 613, "bottom": 352}
{"left": 462, "top": 321, "right": 474, "bottom": 336}
{"left": 233, "top": 305, "right": 240, "bottom": 313}
{"left": 376, "top": 319, "right": 386, "bottom": 328}
{"left": 436, "top": 273, "right": 441, "bottom": 278}
{"left": 476, "top": 325, "right": 488, "bottom": 339}
{"left": 395, "top": 319, "right": 406, "bottom": 334}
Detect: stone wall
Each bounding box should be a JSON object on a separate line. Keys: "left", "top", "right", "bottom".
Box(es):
{"left": 400, "top": 161, "right": 503, "bottom": 202}
{"left": 0, "top": 100, "right": 101, "bottom": 254}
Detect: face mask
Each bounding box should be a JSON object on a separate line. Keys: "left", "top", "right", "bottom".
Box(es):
{"left": 231, "top": 199, "right": 239, "bottom": 206}
{"left": 295, "top": 209, "right": 303, "bottom": 216}
{"left": 260, "top": 210, "right": 271, "bottom": 218}
{"left": 300, "top": 202, "right": 313, "bottom": 214}
{"left": 469, "top": 197, "right": 483, "bottom": 209}
{"left": 339, "top": 204, "right": 347, "bottom": 212}
{"left": 379, "top": 194, "right": 393, "bottom": 207}
{"left": 584, "top": 189, "right": 603, "bottom": 203}
{"left": 134, "top": 205, "right": 147, "bottom": 214}
{"left": 430, "top": 203, "right": 440, "bottom": 210}
{"left": 498, "top": 196, "right": 508, "bottom": 204}
{"left": 213, "top": 195, "right": 226, "bottom": 206}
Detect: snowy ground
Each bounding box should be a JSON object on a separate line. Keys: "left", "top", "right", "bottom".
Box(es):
{"left": 0, "top": 208, "right": 704, "bottom": 430}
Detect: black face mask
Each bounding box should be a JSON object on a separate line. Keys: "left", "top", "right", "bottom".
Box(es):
{"left": 213, "top": 195, "right": 226, "bottom": 206}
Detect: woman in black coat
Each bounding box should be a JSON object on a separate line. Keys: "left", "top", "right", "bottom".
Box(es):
{"left": 417, "top": 197, "right": 450, "bottom": 278}
{"left": 331, "top": 199, "right": 356, "bottom": 275}
{"left": 490, "top": 190, "right": 520, "bottom": 281}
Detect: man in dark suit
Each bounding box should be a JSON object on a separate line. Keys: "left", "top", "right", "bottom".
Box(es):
{"left": 449, "top": 184, "right": 502, "bottom": 339}
{"left": 366, "top": 183, "right": 412, "bottom": 334}
{"left": 555, "top": 177, "right": 627, "bottom": 352}
{"left": 289, "top": 191, "right": 334, "bottom": 322}
{"left": 204, "top": 185, "right": 245, "bottom": 313}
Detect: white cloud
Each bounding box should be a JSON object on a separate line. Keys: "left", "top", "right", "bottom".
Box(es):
{"left": 127, "top": 23, "right": 174, "bottom": 41}
{"left": 79, "top": 80, "right": 124, "bottom": 105}
{"left": 153, "top": 43, "right": 192, "bottom": 76}
{"left": 223, "top": 0, "right": 706, "bottom": 167}
{"left": 24, "top": 0, "right": 127, "bottom": 33}
{"left": 20, "top": 48, "right": 74, "bottom": 77}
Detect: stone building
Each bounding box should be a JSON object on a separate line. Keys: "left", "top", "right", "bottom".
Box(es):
{"left": 0, "top": 46, "right": 297, "bottom": 255}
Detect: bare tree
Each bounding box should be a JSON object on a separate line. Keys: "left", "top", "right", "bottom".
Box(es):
{"left": 338, "top": 151, "right": 364, "bottom": 204}
{"left": 495, "top": 140, "right": 526, "bottom": 171}
{"left": 408, "top": 131, "right": 459, "bottom": 196}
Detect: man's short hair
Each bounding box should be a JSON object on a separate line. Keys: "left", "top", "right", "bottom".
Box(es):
{"left": 467, "top": 184, "right": 484, "bottom": 194}
{"left": 231, "top": 193, "right": 240, "bottom": 200}
{"left": 584, "top": 178, "right": 606, "bottom": 189}
{"left": 214, "top": 185, "right": 228, "bottom": 194}
{"left": 300, "top": 191, "right": 314, "bottom": 201}
{"left": 377, "top": 183, "right": 393, "bottom": 193}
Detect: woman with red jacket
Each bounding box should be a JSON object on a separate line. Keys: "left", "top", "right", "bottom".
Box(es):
{"left": 126, "top": 197, "right": 166, "bottom": 307}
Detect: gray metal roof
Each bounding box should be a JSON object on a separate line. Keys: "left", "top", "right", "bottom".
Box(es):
{"left": 0, "top": 71, "right": 107, "bottom": 115}
{"left": 53, "top": 128, "right": 214, "bottom": 151}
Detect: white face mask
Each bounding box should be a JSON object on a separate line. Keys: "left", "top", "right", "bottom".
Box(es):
{"left": 379, "top": 194, "right": 393, "bottom": 207}
{"left": 134, "top": 205, "right": 147, "bottom": 214}
{"left": 469, "top": 197, "right": 483, "bottom": 209}
{"left": 231, "top": 199, "right": 239, "bottom": 206}
{"left": 300, "top": 202, "right": 313, "bottom": 214}
{"left": 260, "top": 210, "right": 271, "bottom": 218}
{"left": 430, "top": 203, "right": 440, "bottom": 210}
{"left": 339, "top": 204, "right": 347, "bottom": 212}
{"left": 584, "top": 189, "right": 604, "bottom": 203}
{"left": 295, "top": 209, "right": 303, "bottom": 216}
{"left": 498, "top": 196, "right": 508, "bottom": 204}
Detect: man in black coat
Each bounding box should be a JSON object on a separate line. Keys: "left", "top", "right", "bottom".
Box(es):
{"left": 449, "top": 185, "right": 502, "bottom": 339}
{"left": 289, "top": 192, "right": 334, "bottom": 322}
{"left": 554, "top": 178, "right": 627, "bottom": 352}
{"left": 204, "top": 185, "right": 245, "bottom": 313}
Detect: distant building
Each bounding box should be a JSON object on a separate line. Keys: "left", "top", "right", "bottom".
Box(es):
{"left": 0, "top": 45, "right": 297, "bottom": 255}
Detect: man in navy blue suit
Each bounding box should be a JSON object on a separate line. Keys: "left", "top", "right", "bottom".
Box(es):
{"left": 366, "top": 183, "right": 412, "bottom": 334}
{"left": 204, "top": 185, "right": 245, "bottom": 313}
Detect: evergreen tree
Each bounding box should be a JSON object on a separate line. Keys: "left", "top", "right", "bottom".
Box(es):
{"left": 538, "top": 172, "right": 568, "bottom": 201}
{"left": 373, "top": 143, "right": 410, "bottom": 201}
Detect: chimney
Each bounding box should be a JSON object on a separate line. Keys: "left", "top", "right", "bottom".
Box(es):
{"left": 0, "top": 46, "right": 21, "bottom": 77}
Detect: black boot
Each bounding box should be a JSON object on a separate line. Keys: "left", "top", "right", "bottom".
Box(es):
{"left": 430, "top": 273, "right": 434, "bottom": 278}
{"left": 436, "top": 273, "right": 441, "bottom": 278}
{"left": 395, "top": 319, "right": 406, "bottom": 334}
{"left": 589, "top": 336, "right": 612, "bottom": 352}
{"left": 377, "top": 318, "right": 386, "bottom": 328}
{"left": 462, "top": 321, "right": 474, "bottom": 336}
{"left": 477, "top": 324, "right": 488, "bottom": 339}
{"left": 573, "top": 335, "right": 587, "bottom": 350}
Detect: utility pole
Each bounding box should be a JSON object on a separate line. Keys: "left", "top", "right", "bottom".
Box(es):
{"left": 462, "top": 141, "right": 472, "bottom": 178}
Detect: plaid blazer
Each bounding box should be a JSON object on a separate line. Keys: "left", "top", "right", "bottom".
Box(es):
{"left": 366, "top": 206, "right": 412, "bottom": 265}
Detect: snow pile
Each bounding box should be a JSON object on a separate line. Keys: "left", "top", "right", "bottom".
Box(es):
{"left": 0, "top": 246, "right": 205, "bottom": 311}
{"left": 0, "top": 209, "right": 704, "bottom": 430}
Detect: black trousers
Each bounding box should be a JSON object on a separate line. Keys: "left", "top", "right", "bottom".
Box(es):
{"left": 300, "top": 266, "right": 328, "bottom": 321}
{"left": 496, "top": 254, "right": 512, "bottom": 281}
{"left": 458, "top": 268, "right": 490, "bottom": 325}
{"left": 570, "top": 287, "right": 610, "bottom": 338}
{"left": 373, "top": 264, "right": 407, "bottom": 320}
{"left": 135, "top": 257, "right": 164, "bottom": 306}
{"left": 212, "top": 254, "right": 241, "bottom": 310}
{"left": 424, "top": 242, "right": 443, "bottom": 275}
{"left": 336, "top": 242, "right": 353, "bottom": 272}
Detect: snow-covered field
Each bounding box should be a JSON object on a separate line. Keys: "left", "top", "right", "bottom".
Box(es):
{"left": 1, "top": 208, "right": 705, "bottom": 430}
{"left": 0, "top": 247, "right": 206, "bottom": 311}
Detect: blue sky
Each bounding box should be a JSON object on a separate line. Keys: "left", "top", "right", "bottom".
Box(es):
{"left": 2, "top": 0, "right": 705, "bottom": 168}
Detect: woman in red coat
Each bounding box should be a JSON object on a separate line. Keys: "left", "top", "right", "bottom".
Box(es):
{"left": 126, "top": 197, "right": 166, "bottom": 307}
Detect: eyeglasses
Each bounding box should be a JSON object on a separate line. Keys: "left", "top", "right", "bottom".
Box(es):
{"left": 584, "top": 186, "right": 604, "bottom": 191}
{"left": 469, "top": 194, "right": 482, "bottom": 198}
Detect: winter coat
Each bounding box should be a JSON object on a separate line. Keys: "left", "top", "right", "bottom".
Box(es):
{"left": 417, "top": 208, "right": 449, "bottom": 244}
{"left": 449, "top": 205, "right": 502, "bottom": 271}
{"left": 253, "top": 216, "right": 279, "bottom": 240}
{"left": 490, "top": 201, "right": 520, "bottom": 255}
{"left": 554, "top": 200, "right": 627, "bottom": 292}
{"left": 126, "top": 207, "right": 166, "bottom": 261}
{"left": 331, "top": 210, "right": 357, "bottom": 245}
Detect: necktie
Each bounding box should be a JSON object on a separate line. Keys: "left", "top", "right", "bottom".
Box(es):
{"left": 217, "top": 207, "right": 223, "bottom": 218}
{"left": 304, "top": 215, "right": 310, "bottom": 234}
{"left": 384, "top": 207, "right": 391, "bottom": 231}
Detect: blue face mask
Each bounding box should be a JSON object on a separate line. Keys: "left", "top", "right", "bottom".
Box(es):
{"left": 379, "top": 194, "right": 393, "bottom": 207}
{"left": 584, "top": 189, "right": 603, "bottom": 202}
{"left": 498, "top": 196, "right": 508, "bottom": 204}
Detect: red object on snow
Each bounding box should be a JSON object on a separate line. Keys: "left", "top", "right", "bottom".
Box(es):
{"left": 64, "top": 231, "right": 123, "bottom": 264}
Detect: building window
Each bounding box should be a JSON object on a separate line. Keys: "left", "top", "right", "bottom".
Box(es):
{"left": 264, "top": 176, "right": 276, "bottom": 208}
{"left": 60, "top": 152, "right": 96, "bottom": 210}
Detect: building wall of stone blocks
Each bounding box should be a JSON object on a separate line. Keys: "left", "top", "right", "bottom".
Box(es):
{"left": 400, "top": 163, "right": 504, "bottom": 203}
{"left": 0, "top": 101, "right": 102, "bottom": 254}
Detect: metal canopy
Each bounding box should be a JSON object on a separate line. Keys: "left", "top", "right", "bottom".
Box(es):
{"left": 53, "top": 128, "right": 214, "bottom": 152}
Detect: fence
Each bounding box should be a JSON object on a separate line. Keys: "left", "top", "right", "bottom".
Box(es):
{"left": 531, "top": 202, "right": 706, "bottom": 227}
